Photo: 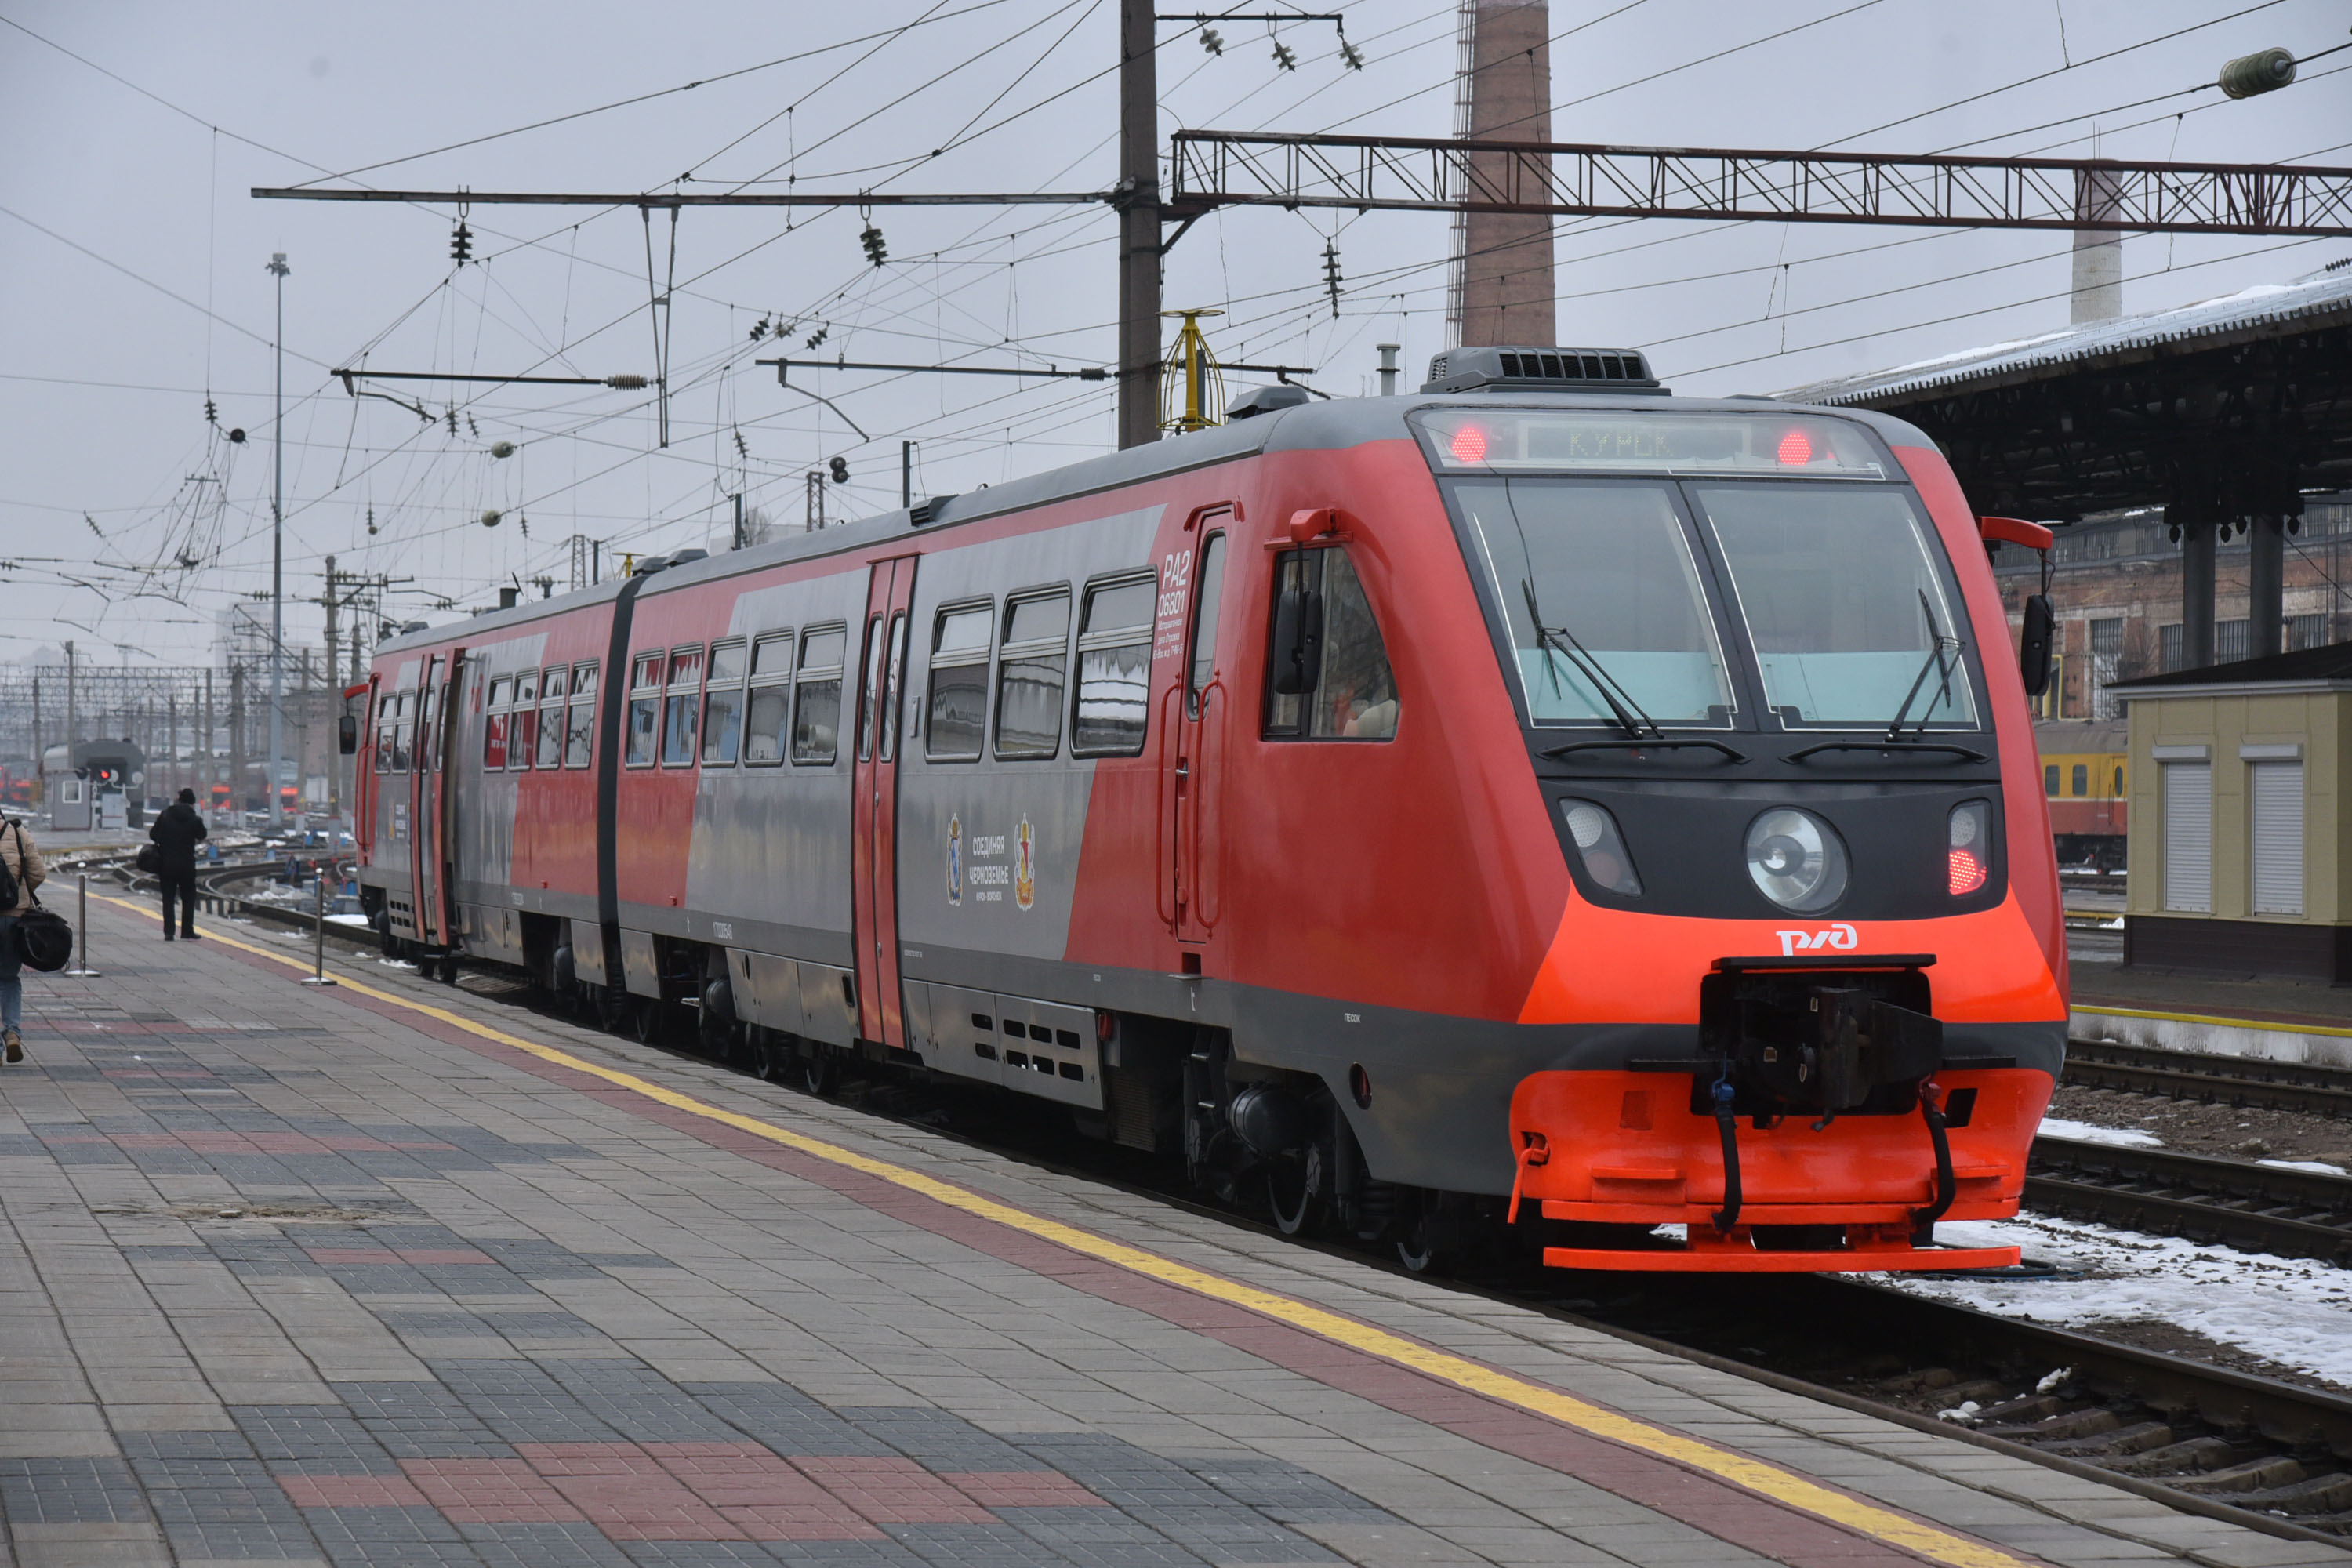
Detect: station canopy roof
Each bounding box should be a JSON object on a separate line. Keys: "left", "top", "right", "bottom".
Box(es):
{"left": 2111, "top": 639, "right": 2352, "bottom": 697}
{"left": 1774, "top": 260, "right": 2352, "bottom": 523}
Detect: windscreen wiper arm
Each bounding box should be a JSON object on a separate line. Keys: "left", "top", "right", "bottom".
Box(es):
{"left": 1883, "top": 589, "right": 1966, "bottom": 742}
{"left": 1520, "top": 581, "right": 1661, "bottom": 742}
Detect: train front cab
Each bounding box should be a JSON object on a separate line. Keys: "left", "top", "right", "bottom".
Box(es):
{"left": 1419, "top": 400, "right": 2069, "bottom": 1272}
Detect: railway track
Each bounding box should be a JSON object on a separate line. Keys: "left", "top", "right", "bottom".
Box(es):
{"left": 79, "top": 881, "right": 2352, "bottom": 1542}
{"left": 2027, "top": 1135, "right": 2352, "bottom": 1265}
{"left": 2064, "top": 1036, "right": 2352, "bottom": 1119}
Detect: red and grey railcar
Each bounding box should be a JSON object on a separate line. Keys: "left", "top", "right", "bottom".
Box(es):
{"left": 352, "top": 347, "right": 2066, "bottom": 1272}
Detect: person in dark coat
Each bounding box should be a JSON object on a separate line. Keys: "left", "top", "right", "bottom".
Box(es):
{"left": 148, "top": 788, "right": 208, "bottom": 941}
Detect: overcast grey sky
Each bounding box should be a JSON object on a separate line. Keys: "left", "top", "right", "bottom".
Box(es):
{"left": 3, "top": 0, "right": 2344, "bottom": 664}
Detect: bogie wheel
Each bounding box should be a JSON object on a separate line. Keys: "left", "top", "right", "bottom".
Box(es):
{"left": 801, "top": 1046, "right": 840, "bottom": 1098}
{"left": 439, "top": 953, "right": 460, "bottom": 985}
{"left": 632, "top": 997, "right": 664, "bottom": 1046}
{"left": 1268, "top": 1143, "right": 1329, "bottom": 1239}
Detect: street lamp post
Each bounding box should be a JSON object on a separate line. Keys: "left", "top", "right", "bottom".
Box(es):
{"left": 267, "top": 252, "right": 289, "bottom": 828}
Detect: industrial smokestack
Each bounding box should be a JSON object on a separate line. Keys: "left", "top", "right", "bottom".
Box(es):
{"left": 1450, "top": 0, "right": 1555, "bottom": 348}
{"left": 2070, "top": 165, "right": 2124, "bottom": 324}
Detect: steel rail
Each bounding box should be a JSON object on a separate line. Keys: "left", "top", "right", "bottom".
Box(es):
{"left": 2063, "top": 1039, "right": 2352, "bottom": 1120}
{"left": 2027, "top": 1134, "right": 2352, "bottom": 1265}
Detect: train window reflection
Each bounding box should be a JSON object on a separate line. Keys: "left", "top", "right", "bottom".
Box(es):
{"left": 662, "top": 646, "right": 704, "bottom": 767}
{"left": 743, "top": 633, "right": 792, "bottom": 766}
{"left": 1074, "top": 575, "right": 1152, "bottom": 756}
{"left": 996, "top": 590, "right": 1069, "bottom": 760}
{"left": 626, "top": 653, "right": 662, "bottom": 768}
{"left": 792, "top": 624, "right": 846, "bottom": 765}
{"left": 1263, "top": 548, "right": 1399, "bottom": 740}
{"left": 1697, "top": 485, "right": 1978, "bottom": 729}
{"left": 879, "top": 614, "right": 908, "bottom": 764}
{"left": 566, "top": 661, "right": 598, "bottom": 769}
{"left": 702, "top": 640, "right": 747, "bottom": 767}
{"left": 1455, "top": 480, "right": 1733, "bottom": 726}
{"left": 927, "top": 604, "right": 994, "bottom": 763}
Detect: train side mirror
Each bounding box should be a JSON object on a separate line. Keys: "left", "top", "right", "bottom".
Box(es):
{"left": 1269, "top": 581, "right": 1323, "bottom": 696}
{"left": 338, "top": 714, "right": 359, "bottom": 755}
{"left": 2018, "top": 594, "right": 2055, "bottom": 698}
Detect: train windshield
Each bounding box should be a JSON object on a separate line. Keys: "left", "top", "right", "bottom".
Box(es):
{"left": 1421, "top": 408, "right": 1979, "bottom": 733}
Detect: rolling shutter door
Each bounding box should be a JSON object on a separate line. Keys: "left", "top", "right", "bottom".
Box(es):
{"left": 2162, "top": 762, "right": 2211, "bottom": 913}
{"left": 2250, "top": 761, "right": 2304, "bottom": 915}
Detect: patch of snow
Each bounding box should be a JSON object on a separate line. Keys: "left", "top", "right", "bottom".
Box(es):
{"left": 1879, "top": 1211, "right": 2352, "bottom": 1390}
{"left": 2036, "top": 1116, "right": 2162, "bottom": 1148}
{"left": 2258, "top": 1157, "right": 2348, "bottom": 1176}
{"left": 325, "top": 913, "right": 373, "bottom": 928}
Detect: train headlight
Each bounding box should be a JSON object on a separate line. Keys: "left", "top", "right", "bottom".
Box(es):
{"left": 1947, "top": 800, "right": 1990, "bottom": 895}
{"left": 1559, "top": 799, "right": 1641, "bottom": 895}
{"left": 1744, "top": 808, "right": 1847, "bottom": 913}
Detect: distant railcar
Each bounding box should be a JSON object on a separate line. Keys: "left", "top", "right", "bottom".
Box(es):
{"left": 2036, "top": 720, "right": 2127, "bottom": 869}
{"left": 353, "top": 353, "right": 2064, "bottom": 1276}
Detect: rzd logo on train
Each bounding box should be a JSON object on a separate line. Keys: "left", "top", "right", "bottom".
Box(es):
{"left": 1775, "top": 923, "right": 1857, "bottom": 956}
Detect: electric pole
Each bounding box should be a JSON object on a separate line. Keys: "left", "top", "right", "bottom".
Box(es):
{"left": 267, "top": 251, "right": 291, "bottom": 827}
{"left": 1117, "top": 0, "right": 1160, "bottom": 451}
{"left": 64, "top": 640, "right": 75, "bottom": 751}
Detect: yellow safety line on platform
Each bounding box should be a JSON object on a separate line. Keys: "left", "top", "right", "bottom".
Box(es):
{"left": 94, "top": 893, "right": 2027, "bottom": 1568}
{"left": 2076, "top": 1003, "right": 2352, "bottom": 1040}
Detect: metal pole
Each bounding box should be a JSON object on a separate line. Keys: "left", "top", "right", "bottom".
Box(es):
{"left": 64, "top": 873, "right": 98, "bottom": 976}
{"left": 268, "top": 252, "right": 290, "bottom": 828}
{"left": 301, "top": 867, "right": 336, "bottom": 986}
{"left": 902, "top": 441, "right": 913, "bottom": 508}
{"left": 731, "top": 492, "right": 745, "bottom": 550}
{"left": 1116, "top": 0, "right": 1161, "bottom": 451}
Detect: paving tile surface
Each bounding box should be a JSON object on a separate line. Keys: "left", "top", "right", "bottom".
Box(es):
{"left": 2, "top": 898, "right": 2346, "bottom": 1567}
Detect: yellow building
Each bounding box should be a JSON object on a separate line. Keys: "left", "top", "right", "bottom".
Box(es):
{"left": 2112, "top": 645, "right": 2350, "bottom": 980}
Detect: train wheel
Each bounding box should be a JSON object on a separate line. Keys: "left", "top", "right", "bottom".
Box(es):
{"left": 698, "top": 1004, "right": 734, "bottom": 1060}
{"left": 1268, "top": 1145, "right": 1328, "bottom": 1238}
{"left": 632, "top": 997, "right": 664, "bottom": 1046}
{"left": 439, "top": 953, "right": 460, "bottom": 985}
{"left": 801, "top": 1045, "right": 840, "bottom": 1098}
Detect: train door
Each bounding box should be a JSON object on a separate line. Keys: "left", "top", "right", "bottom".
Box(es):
{"left": 410, "top": 649, "right": 464, "bottom": 946}
{"left": 850, "top": 559, "right": 918, "bottom": 1047}
{"left": 1169, "top": 511, "right": 1232, "bottom": 944}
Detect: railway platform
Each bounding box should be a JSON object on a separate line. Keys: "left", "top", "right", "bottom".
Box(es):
{"left": 1, "top": 896, "right": 2344, "bottom": 1568}
{"left": 2071, "top": 957, "right": 2352, "bottom": 1068}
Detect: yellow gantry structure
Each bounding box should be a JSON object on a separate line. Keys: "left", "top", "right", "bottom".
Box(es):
{"left": 1159, "top": 307, "right": 1225, "bottom": 434}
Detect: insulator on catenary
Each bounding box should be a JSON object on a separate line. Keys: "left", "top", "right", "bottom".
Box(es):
{"left": 481, "top": 510, "right": 503, "bottom": 528}
{"left": 605, "top": 374, "right": 649, "bottom": 390}
{"left": 2219, "top": 47, "right": 2296, "bottom": 98}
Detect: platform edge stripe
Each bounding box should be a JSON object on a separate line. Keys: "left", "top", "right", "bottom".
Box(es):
{"left": 2075, "top": 1003, "right": 2352, "bottom": 1040}
{"left": 96, "top": 891, "right": 2035, "bottom": 1568}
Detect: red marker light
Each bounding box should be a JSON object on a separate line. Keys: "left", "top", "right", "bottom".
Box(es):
{"left": 1777, "top": 429, "right": 1813, "bottom": 466}
{"left": 1450, "top": 424, "right": 1489, "bottom": 463}
{"left": 1947, "top": 847, "right": 1986, "bottom": 896}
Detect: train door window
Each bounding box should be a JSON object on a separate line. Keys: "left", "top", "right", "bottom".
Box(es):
{"left": 662, "top": 646, "right": 706, "bottom": 766}
{"left": 1185, "top": 534, "right": 1226, "bottom": 718}
{"left": 510, "top": 671, "right": 539, "bottom": 770}
{"left": 742, "top": 633, "right": 793, "bottom": 765}
{"left": 996, "top": 590, "right": 1070, "bottom": 759}
{"left": 535, "top": 667, "right": 567, "bottom": 768}
{"left": 1264, "top": 548, "right": 1399, "bottom": 740}
{"left": 700, "top": 639, "right": 748, "bottom": 766}
{"left": 878, "top": 613, "right": 909, "bottom": 764}
{"left": 926, "top": 604, "right": 994, "bottom": 762}
{"left": 2071, "top": 764, "right": 2088, "bottom": 797}
{"left": 625, "top": 654, "right": 662, "bottom": 767}
{"left": 394, "top": 694, "right": 414, "bottom": 773}
{"left": 2044, "top": 764, "right": 2060, "bottom": 797}
{"left": 856, "top": 618, "right": 885, "bottom": 764}
{"left": 485, "top": 677, "right": 513, "bottom": 768}
{"left": 2162, "top": 761, "right": 2212, "bottom": 913}
{"left": 566, "top": 662, "right": 599, "bottom": 768}
{"left": 792, "top": 626, "right": 847, "bottom": 764}
{"left": 1073, "top": 575, "right": 1153, "bottom": 756}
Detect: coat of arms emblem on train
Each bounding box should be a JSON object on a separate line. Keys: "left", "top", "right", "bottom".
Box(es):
{"left": 1014, "top": 817, "right": 1035, "bottom": 910}
{"left": 946, "top": 813, "right": 964, "bottom": 907}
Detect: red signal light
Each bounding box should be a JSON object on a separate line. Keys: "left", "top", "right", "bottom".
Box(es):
{"left": 1947, "top": 847, "right": 1986, "bottom": 896}
{"left": 1450, "top": 424, "right": 1489, "bottom": 463}
{"left": 1776, "top": 429, "right": 1813, "bottom": 466}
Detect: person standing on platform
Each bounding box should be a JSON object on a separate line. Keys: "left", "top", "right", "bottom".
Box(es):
{"left": 149, "top": 788, "right": 207, "bottom": 942}
{"left": 0, "top": 815, "right": 45, "bottom": 1062}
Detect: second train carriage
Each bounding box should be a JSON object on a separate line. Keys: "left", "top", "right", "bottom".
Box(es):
{"left": 353, "top": 349, "right": 2067, "bottom": 1272}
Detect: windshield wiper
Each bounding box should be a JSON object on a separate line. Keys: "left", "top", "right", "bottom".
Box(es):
{"left": 1882, "top": 589, "right": 1966, "bottom": 742}
{"left": 1788, "top": 739, "right": 1986, "bottom": 764}
{"left": 1520, "top": 580, "right": 1661, "bottom": 743}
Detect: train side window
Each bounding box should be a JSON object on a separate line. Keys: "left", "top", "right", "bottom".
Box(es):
{"left": 510, "top": 670, "right": 539, "bottom": 771}
{"left": 1264, "top": 547, "right": 1399, "bottom": 741}
{"left": 662, "top": 646, "right": 706, "bottom": 766}
{"left": 856, "top": 618, "right": 885, "bottom": 764}
{"left": 535, "top": 666, "right": 567, "bottom": 769}
{"left": 996, "top": 590, "right": 1071, "bottom": 760}
{"left": 2114, "top": 764, "right": 2125, "bottom": 797}
{"left": 394, "top": 693, "right": 415, "bottom": 773}
{"left": 625, "top": 654, "right": 662, "bottom": 767}
{"left": 1073, "top": 575, "right": 1153, "bottom": 756}
{"left": 743, "top": 633, "right": 793, "bottom": 765}
{"left": 485, "top": 677, "right": 513, "bottom": 768}
{"left": 927, "top": 604, "right": 994, "bottom": 762}
{"left": 2045, "top": 763, "right": 2060, "bottom": 797}
{"left": 566, "top": 662, "right": 600, "bottom": 768}
{"left": 879, "top": 613, "right": 909, "bottom": 764}
{"left": 702, "top": 639, "right": 748, "bottom": 766}
{"left": 792, "top": 626, "right": 847, "bottom": 764}
{"left": 2071, "top": 763, "right": 2088, "bottom": 797}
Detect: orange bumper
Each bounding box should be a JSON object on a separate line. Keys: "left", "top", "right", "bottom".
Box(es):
{"left": 1508, "top": 1067, "right": 2052, "bottom": 1272}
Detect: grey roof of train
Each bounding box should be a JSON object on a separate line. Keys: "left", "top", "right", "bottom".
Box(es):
{"left": 375, "top": 390, "right": 1935, "bottom": 655}
{"left": 1774, "top": 260, "right": 2352, "bottom": 408}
